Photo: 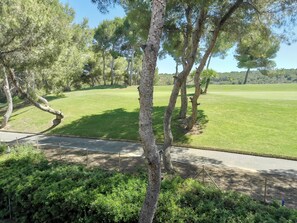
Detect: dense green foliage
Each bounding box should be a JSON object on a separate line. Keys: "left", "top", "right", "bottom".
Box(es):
{"left": 0, "top": 0, "right": 93, "bottom": 100}
{"left": 0, "top": 146, "right": 296, "bottom": 222}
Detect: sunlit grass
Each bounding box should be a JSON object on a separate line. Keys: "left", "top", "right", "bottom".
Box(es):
{"left": 2, "top": 84, "right": 297, "bottom": 158}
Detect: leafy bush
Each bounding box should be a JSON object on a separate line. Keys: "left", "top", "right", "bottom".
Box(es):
{"left": 0, "top": 145, "right": 296, "bottom": 223}
{"left": 0, "top": 143, "right": 7, "bottom": 155}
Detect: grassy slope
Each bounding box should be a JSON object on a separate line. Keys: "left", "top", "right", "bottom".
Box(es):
{"left": 3, "top": 84, "right": 297, "bottom": 158}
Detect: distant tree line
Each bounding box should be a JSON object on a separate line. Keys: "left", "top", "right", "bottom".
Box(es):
{"left": 212, "top": 69, "right": 297, "bottom": 85}
{"left": 156, "top": 68, "right": 297, "bottom": 86}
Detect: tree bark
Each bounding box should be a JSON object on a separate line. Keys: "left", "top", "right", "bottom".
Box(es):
{"left": 173, "top": 60, "right": 179, "bottom": 84}
{"left": 203, "top": 53, "right": 212, "bottom": 94}
{"left": 187, "top": 31, "right": 219, "bottom": 130}
{"left": 187, "top": 70, "right": 202, "bottom": 130}
{"left": 110, "top": 56, "right": 115, "bottom": 85}
{"left": 178, "top": 80, "right": 187, "bottom": 119}
{"left": 243, "top": 67, "right": 250, "bottom": 84}
{"left": 6, "top": 67, "right": 64, "bottom": 125}
{"left": 204, "top": 77, "right": 211, "bottom": 94}
{"left": 37, "top": 95, "right": 49, "bottom": 106}
{"left": 163, "top": 7, "right": 207, "bottom": 173}
{"left": 1, "top": 67, "right": 13, "bottom": 129}
{"left": 130, "top": 48, "right": 135, "bottom": 86}
{"left": 138, "top": 0, "right": 166, "bottom": 222}
{"left": 103, "top": 51, "right": 106, "bottom": 85}
{"left": 163, "top": 0, "right": 244, "bottom": 171}
{"left": 188, "top": 0, "right": 244, "bottom": 131}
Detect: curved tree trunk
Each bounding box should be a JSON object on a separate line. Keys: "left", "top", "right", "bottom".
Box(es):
{"left": 187, "top": 0, "right": 243, "bottom": 131}
{"left": 163, "top": 7, "right": 207, "bottom": 173}
{"left": 175, "top": 61, "right": 179, "bottom": 76}
{"left": 138, "top": 0, "right": 166, "bottom": 222}
{"left": 1, "top": 68, "right": 13, "bottom": 129}
{"left": 173, "top": 60, "right": 179, "bottom": 84}
{"left": 203, "top": 53, "right": 212, "bottom": 94}
{"left": 178, "top": 80, "right": 187, "bottom": 119}
{"left": 187, "top": 73, "right": 201, "bottom": 130}
{"left": 37, "top": 95, "right": 49, "bottom": 106}
{"left": 204, "top": 77, "right": 211, "bottom": 94}
{"left": 163, "top": 0, "right": 244, "bottom": 171}
{"left": 6, "top": 67, "right": 64, "bottom": 125}
{"left": 243, "top": 68, "right": 250, "bottom": 84}
{"left": 187, "top": 32, "right": 219, "bottom": 130}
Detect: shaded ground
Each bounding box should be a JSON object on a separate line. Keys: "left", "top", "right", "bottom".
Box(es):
{"left": 42, "top": 147, "right": 297, "bottom": 209}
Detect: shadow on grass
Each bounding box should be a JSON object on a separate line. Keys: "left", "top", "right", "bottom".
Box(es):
{"left": 50, "top": 106, "right": 203, "bottom": 145}
{"left": 0, "top": 100, "right": 30, "bottom": 116}
{"left": 45, "top": 95, "right": 66, "bottom": 102}
{"left": 0, "top": 94, "right": 64, "bottom": 117}
{"left": 197, "top": 110, "right": 209, "bottom": 127}
{"left": 79, "top": 84, "right": 128, "bottom": 91}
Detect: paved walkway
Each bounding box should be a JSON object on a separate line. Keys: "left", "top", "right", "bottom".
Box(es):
{"left": 1, "top": 131, "right": 297, "bottom": 174}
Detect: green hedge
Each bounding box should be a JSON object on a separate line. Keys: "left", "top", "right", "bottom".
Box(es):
{"left": 0, "top": 145, "right": 296, "bottom": 223}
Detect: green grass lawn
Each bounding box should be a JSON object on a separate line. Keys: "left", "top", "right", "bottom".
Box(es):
{"left": 2, "top": 84, "right": 297, "bottom": 158}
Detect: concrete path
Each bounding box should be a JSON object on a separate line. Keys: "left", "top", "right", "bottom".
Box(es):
{"left": 1, "top": 131, "right": 296, "bottom": 174}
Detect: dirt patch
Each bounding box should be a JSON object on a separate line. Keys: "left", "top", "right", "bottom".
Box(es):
{"left": 42, "top": 147, "right": 297, "bottom": 209}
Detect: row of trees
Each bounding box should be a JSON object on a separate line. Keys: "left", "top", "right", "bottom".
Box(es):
{"left": 1, "top": 0, "right": 297, "bottom": 222}
{"left": 115, "top": 0, "right": 297, "bottom": 222}
{"left": 0, "top": 0, "right": 285, "bottom": 112}
{"left": 157, "top": 68, "right": 297, "bottom": 85}
{"left": 213, "top": 69, "right": 297, "bottom": 84}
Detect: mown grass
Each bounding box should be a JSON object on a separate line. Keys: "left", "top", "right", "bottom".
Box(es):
{"left": 2, "top": 84, "right": 297, "bottom": 158}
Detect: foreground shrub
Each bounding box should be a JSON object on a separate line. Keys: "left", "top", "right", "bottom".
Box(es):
{"left": 0, "top": 143, "right": 7, "bottom": 155}
{"left": 0, "top": 145, "right": 296, "bottom": 222}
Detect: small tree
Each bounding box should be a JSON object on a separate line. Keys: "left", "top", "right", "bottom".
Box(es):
{"left": 234, "top": 25, "right": 280, "bottom": 84}
{"left": 201, "top": 69, "right": 218, "bottom": 94}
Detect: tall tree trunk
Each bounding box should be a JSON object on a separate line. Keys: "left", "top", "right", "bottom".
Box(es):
{"left": 130, "top": 49, "right": 135, "bottom": 86}
{"left": 1, "top": 68, "right": 13, "bottom": 129}
{"left": 110, "top": 57, "right": 115, "bottom": 85}
{"left": 163, "top": 0, "right": 244, "bottom": 171}
{"left": 103, "top": 51, "right": 106, "bottom": 85}
{"left": 188, "top": 0, "right": 244, "bottom": 131}
{"left": 173, "top": 60, "right": 179, "bottom": 84}
{"left": 186, "top": 76, "right": 201, "bottom": 130}
{"left": 243, "top": 68, "right": 250, "bottom": 84}
{"left": 91, "top": 75, "right": 95, "bottom": 87}
{"left": 175, "top": 60, "right": 179, "bottom": 76}
{"left": 203, "top": 53, "right": 212, "bottom": 94}
{"left": 6, "top": 67, "right": 64, "bottom": 125}
{"left": 187, "top": 72, "right": 202, "bottom": 130}
{"left": 127, "top": 60, "right": 131, "bottom": 85}
{"left": 163, "top": 7, "right": 207, "bottom": 173}
{"left": 138, "top": 0, "right": 166, "bottom": 222}
{"left": 204, "top": 77, "right": 211, "bottom": 94}
{"left": 187, "top": 32, "right": 219, "bottom": 130}
{"left": 178, "top": 81, "right": 187, "bottom": 119}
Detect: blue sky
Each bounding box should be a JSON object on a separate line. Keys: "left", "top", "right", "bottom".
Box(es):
{"left": 61, "top": 0, "right": 297, "bottom": 74}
